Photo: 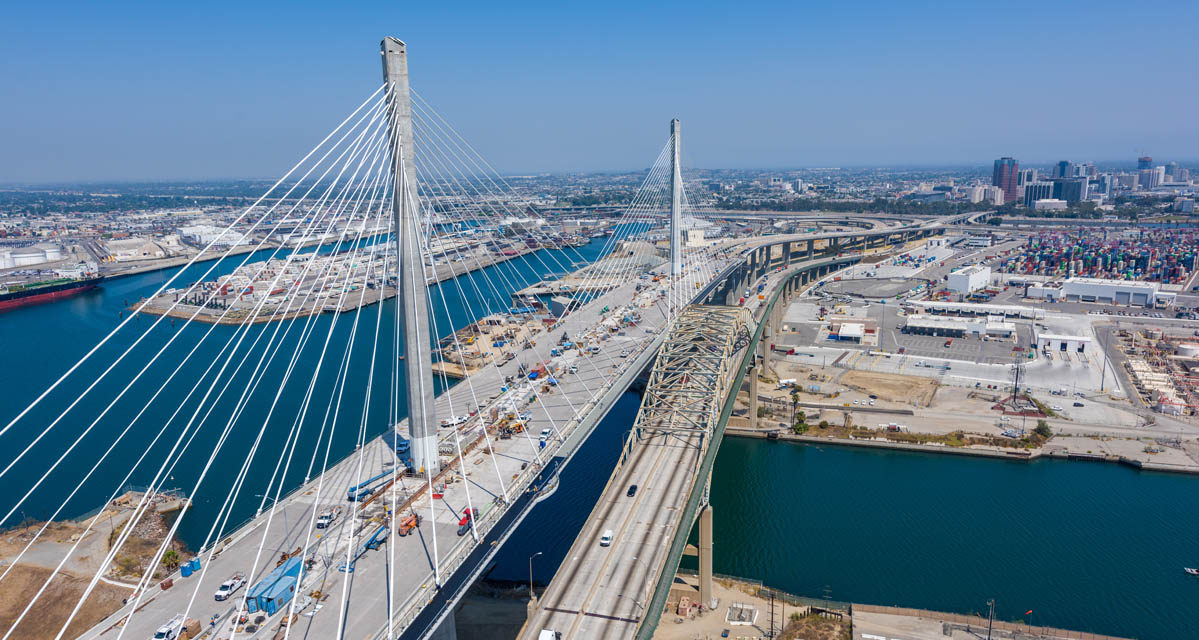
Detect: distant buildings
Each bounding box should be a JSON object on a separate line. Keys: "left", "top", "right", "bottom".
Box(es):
{"left": 983, "top": 185, "right": 1005, "bottom": 206}
{"left": 1033, "top": 199, "right": 1068, "bottom": 211}
{"left": 1024, "top": 181, "right": 1054, "bottom": 207}
{"left": 1137, "top": 156, "right": 1153, "bottom": 170}
{"left": 1052, "top": 178, "right": 1088, "bottom": 203}
{"left": 992, "top": 157, "right": 1019, "bottom": 205}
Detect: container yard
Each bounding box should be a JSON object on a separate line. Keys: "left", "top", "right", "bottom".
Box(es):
{"left": 996, "top": 229, "right": 1198, "bottom": 284}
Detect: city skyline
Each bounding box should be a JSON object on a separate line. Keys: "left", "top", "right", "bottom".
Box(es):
{"left": 2, "top": 0, "right": 1197, "bottom": 182}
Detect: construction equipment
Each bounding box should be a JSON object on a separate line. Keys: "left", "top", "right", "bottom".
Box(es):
{"left": 337, "top": 524, "right": 389, "bottom": 573}
{"left": 346, "top": 468, "right": 395, "bottom": 501}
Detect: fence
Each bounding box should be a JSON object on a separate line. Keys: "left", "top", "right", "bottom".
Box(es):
{"left": 852, "top": 604, "right": 1132, "bottom": 640}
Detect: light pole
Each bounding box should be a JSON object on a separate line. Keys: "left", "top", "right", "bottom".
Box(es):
{"left": 528, "top": 551, "right": 543, "bottom": 598}
{"left": 256, "top": 494, "right": 288, "bottom": 540}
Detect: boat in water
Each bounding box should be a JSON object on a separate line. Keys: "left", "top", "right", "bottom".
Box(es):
{"left": 1185, "top": 567, "right": 1199, "bottom": 576}
{"left": 0, "top": 276, "right": 103, "bottom": 313}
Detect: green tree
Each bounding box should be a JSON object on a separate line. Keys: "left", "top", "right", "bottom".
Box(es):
{"left": 161, "top": 549, "right": 180, "bottom": 570}
{"left": 1034, "top": 420, "right": 1052, "bottom": 439}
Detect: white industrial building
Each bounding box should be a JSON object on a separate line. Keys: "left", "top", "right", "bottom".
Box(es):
{"left": 1061, "top": 277, "right": 1159, "bottom": 307}
{"left": 1034, "top": 199, "right": 1068, "bottom": 211}
{"left": 908, "top": 300, "right": 1045, "bottom": 319}
{"left": 946, "top": 264, "right": 991, "bottom": 294}
{"left": 903, "top": 314, "right": 1016, "bottom": 338}
{"left": 1034, "top": 332, "right": 1092, "bottom": 353}
{"left": 0, "top": 243, "right": 63, "bottom": 269}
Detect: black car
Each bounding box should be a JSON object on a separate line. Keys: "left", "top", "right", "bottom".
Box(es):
{"left": 1073, "top": 401, "right": 1085, "bottom": 407}
{"left": 627, "top": 484, "right": 638, "bottom": 497}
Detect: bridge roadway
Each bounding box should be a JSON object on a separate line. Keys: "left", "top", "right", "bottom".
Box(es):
{"left": 79, "top": 247, "right": 738, "bottom": 640}
{"left": 78, "top": 215, "right": 963, "bottom": 640}
{"left": 519, "top": 305, "right": 751, "bottom": 640}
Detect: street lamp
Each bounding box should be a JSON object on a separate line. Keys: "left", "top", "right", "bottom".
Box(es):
{"left": 255, "top": 494, "right": 289, "bottom": 538}
{"left": 528, "top": 551, "right": 543, "bottom": 597}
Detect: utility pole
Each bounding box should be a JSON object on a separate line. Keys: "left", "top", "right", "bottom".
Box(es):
{"left": 669, "top": 119, "right": 683, "bottom": 278}
{"left": 382, "top": 37, "right": 438, "bottom": 474}
{"left": 986, "top": 599, "right": 995, "bottom": 640}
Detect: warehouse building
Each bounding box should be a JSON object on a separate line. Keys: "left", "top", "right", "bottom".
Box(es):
{"left": 1060, "top": 277, "right": 1159, "bottom": 307}
{"left": 946, "top": 264, "right": 991, "bottom": 294}
{"left": 1034, "top": 332, "right": 1091, "bottom": 353}
{"left": 902, "top": 314, "right": 1016, "bottom": 338}
{"left": 908, "top": 300, "right": 1045, "bottom": 320}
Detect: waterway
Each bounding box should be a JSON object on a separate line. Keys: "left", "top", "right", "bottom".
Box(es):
{"left": 671, "top": 438, "right": 1199, "bottom": 640}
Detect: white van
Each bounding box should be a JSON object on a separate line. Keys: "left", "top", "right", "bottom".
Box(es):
{"left": 600, "top": 529, "right": 614, "bottom": 547}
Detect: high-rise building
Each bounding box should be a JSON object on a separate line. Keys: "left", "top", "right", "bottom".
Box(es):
{"left": 1137, "top": 156, "right": 1153, "bottom": 170}
{"left": 1052, "top": 178, "right": 1088, "bottom": 203}
{"left": 992, "top": 157, "right": 1019, "bottom": 204}
{"left": 1139, "top": 169, "right": 1160, "bottom": 189}
{"left": 1155, "top": 166, "right": 1167, "bottom": 185}
{"left": 1053, "top": 160, "right": 1074, "bottom": 179}
{"left": 1018, "top": 168, "right": 1039, "bottom": 186}
{"left": 984, "top": 185, "right": 1005, "bottom": 206}
{"left": 1024, "top": 181, "right": 1054, "bottom": 207}
{"left": 1165, "top": 162, "right": 1179, "bottom": 180}
{"left": 967, "top": 185, "right": 986, "bottom": 203}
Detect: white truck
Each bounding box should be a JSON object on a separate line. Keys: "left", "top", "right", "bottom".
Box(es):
{"left": 152, "top": 614, "right": 184, "bottom": 639}
{"left": 213, "top": 572, "right": 245, "bottom": 601}
{"left": 316, "top": 508, "right": 338, "bottom": 529}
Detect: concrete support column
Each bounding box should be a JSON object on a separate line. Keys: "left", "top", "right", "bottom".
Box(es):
{"left": 806, "top": 238, "right": 814, "bottom": 259}
{"left": 698, "top": 504, "right": 714, "bottom": 606}
{"left": 760, "top": 326, "right": 772, "bottom": 374}
{"left": 748, "top": 365, "right": 759, "bottom": 429}
{"left": 783, "top": 242, "right": 792, "bottom": 267}
{"left": 428, "top": 611, "right": 459, "bottom": 640}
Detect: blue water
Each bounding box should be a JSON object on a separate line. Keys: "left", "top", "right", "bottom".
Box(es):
{"left": 0, "top": 236, "right": 613, "bottom": 550}
{"left": 676, "top": 439, "right": 1199, "bottom": 640}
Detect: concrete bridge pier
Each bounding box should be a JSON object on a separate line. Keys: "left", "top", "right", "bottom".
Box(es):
{"left": 806, "top": 238, "right": 814, "bottom": 259}
{"left": 428, "top": 612, "right": 459, "bottom": 640}
{"left": 747, "top": 365, "right": 759, "bottom": 429}
{"left": 698, "top": 503, "right": 714, "bottom": 606}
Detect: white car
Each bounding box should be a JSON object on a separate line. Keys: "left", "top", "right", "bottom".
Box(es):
{"left": 600, "top": 529, "right": 614, "bottom": 547}
{"left": 619, "top": 349, "right": 630, "bottom": 358}
{"left": 540, "top": 428, "right": 553, "bottom": 440}
{"left": 214, "top": 573, "right": 245, "bottom": 601}
{"left": 1050, "top": 405, "right": 1063, "bottom": 412}
{"left": 440, "top": 415, "right": 469, "bottom": 428}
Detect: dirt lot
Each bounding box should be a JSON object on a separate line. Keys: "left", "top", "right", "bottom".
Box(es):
{"left": 0, "top": 564, "right": 128, "bottom": 639}
{"left": 780, "top": 611, "right": 851, "bottom": 640}
{"left": 840, "top": 370, "right": 938, "bottom": 406}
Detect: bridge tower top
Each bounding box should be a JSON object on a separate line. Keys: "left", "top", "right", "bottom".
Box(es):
{"left": 670, "top": 118, "right": 683, "bottom": 276}
{"left": 382, "top": 36, "right": 439, "bottom": 474}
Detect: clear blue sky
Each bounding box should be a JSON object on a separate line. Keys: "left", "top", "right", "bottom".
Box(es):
{"left": 2, "top": 0, "right": 1196, "bottom": 182}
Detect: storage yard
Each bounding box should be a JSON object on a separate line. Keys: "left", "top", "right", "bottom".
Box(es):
{"left": 996, "top": 228, "right": 1198, "bottom": 284}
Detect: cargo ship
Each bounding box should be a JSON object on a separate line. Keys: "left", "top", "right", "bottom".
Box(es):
{"left": 0, "top": 276, "right": 104, "bottom": 312}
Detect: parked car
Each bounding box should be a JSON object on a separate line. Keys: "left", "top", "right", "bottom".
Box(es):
{"left": 153, "top": 615, "right": 184, "bottom": 640}
{"left": 1073, "top": 401, "right": 1085, "bottom": 407}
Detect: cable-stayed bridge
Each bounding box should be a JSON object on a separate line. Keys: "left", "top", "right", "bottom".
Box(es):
{"left": 0, "top": 37, "right": 966, "bottom": 640}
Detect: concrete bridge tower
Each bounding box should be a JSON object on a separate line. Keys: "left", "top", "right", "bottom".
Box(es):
{"left": 382, "top": 37, "right": 439, "bottom": 475}
{"left": 670, "top": 118, "right": 683, "bottom": 276}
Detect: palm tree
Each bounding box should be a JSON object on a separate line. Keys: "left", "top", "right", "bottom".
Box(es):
{"left": 162, "top": 549, "right": 180, "bottom": 570}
